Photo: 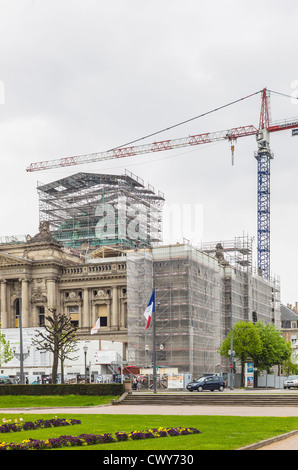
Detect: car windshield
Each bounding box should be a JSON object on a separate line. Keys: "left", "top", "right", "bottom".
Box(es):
{"left": 195, "top": 377, "right": 206, "bottom": 383}
{"left": 287, "top": 376, "right": 298, "bottom": 380}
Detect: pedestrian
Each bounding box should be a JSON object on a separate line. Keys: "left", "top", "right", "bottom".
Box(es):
{"left": 137, "top": 376, "right": 141, "bottom": 391}
{"left": 132, "top": 376, "right": 137, "bottom": 390}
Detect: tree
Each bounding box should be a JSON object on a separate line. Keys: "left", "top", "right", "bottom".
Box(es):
{"left": 58, "top": 334, "right": 79, "bottom": 384}
{"left": 218, "top": 321, "right": 262, "bottom": 387}
{"left": 281, "top": 356, "right": 298, "bottom": 377}
{"left": 251, "top": 321, "right": 291, "bottom": 385}
{"left": 0, "top": 325, "right": 13, "bottom": 366}
{"left": 219, "top": 320, "right": 292, "bottom": 388}
{"left": 32, "top": 308, "right": 78, "bottom": 383}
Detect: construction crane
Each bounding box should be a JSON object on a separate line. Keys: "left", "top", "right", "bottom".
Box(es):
{"left": 26, "top": 88, "right": 298, "bottom": 280}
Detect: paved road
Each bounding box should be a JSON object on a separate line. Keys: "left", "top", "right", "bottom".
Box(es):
{"left": 2, "top": 404, "right": 298, "bottom": 417}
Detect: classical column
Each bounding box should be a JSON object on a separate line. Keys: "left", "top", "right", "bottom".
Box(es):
{"left": 120, "top": 301, "right": 127, "bottom": 328}
{"left": 0, "top": 281, "right": 8, "bottom": 329}
{"left": 47, "top": 279, "right": 57, "bottom": 311}
{"left": 21, "top": 279, "right": 30, "bottom": 328}
{"left": 111, "top": 286, "right": 118, "bottom": 329}
{"left": 92, "top": 303, "right": 97, "bottom": 327}
{"left": 82, "top": 288, "right": 89, "bottom": 328}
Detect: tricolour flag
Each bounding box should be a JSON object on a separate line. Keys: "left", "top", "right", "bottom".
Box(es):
{"left": 144, "top": 289, "right": 155, "bottom": 329}
{"left": 91, "top": 318, "right": 101, "bottom": 335}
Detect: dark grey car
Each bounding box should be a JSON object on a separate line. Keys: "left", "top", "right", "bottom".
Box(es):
{"left": 186, "top": 375, "right": 226, "bottom": 392}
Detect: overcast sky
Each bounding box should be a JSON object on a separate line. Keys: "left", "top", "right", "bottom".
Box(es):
{"left": 1, "top": 0, "right": 298, "bottom": 305}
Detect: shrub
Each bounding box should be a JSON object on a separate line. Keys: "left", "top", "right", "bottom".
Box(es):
{"left": 0, "top": 383, "right": 124, "bottom": 396}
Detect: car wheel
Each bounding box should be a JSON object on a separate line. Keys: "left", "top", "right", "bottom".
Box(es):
{"left": 197, "top": 386, "right": 203, "bottom": 392}
{"left": 219, "top": 386, "right": 224, "bottom": 391}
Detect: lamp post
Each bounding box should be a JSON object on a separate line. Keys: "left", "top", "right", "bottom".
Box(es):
{"left": 83, "top": 346, "right": 88, "bottom": 383}
{"left": 230, "top": 288, "right": 234, "bottom": 391}
{"left": 13, "top": 285, "right": 30, "bottom": 385}
{"left": 12, "top": 346, "right": 30, "bottom": 385}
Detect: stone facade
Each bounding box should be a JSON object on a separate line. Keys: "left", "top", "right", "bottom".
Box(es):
{"left": 0, "top": 224, "right": 128, "bottom": 356}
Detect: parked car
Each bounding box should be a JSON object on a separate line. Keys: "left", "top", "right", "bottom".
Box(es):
{"left": 186, "top": 375, "right": 226, "bottom": 392}
{"left": 0, "top": 378, "right": 14, "bottom": 384}
{"left": 284, "top": 375, "right": 298, "bottom": 389}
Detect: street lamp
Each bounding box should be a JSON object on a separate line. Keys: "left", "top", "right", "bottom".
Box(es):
{"left": 83, "top": 346, "right": 88, "bottom": 383}
{"left": 13, "top": 285, "right": 30, "bottom": 385}
{"left": 12, "top": 346, "right": 30, "bottom": 385}
{"left": 230, "top": 290, "right": 234, "bottom": 391}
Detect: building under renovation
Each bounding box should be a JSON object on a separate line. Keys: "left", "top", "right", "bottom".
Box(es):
{"left": 126, "top": 238, "right": 280, "bottom": 378}
{"left": 37, "top": 170, "right": 164, "bottom": 251}
{"left": 0, "top": 170, "right": 281, "bottom": 381}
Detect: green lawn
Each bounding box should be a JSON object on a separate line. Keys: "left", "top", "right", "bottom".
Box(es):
{"left": 0, "top": 394, "right": 118, "bottom": 408}
{"left": 0, "top": 413, "right": 298, "bottom": 450}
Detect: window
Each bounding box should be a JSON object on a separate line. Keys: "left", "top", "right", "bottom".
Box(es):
{"left": 38, "top": 306, "right": 45, "bottom": 327}
{"left": 69, "top": 306, "right": 79, "bottom": 327}
{"left": 97, "top": 304, "right": 108, "bottom": 327}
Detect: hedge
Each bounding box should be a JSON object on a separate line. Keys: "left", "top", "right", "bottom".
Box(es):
{"left": 0, "top": 383, "right": 124, "bottom": 396}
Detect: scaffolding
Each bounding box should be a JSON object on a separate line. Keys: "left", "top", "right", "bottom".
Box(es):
{"left": 126, "top": 243, "right": 224, "bottom": 377}
{"left": 200, "top": 235, "right": 253, "bottom": 273}
{"left": 125, "top": 239, "right": 281, "bottom": 379}
{"left": 152, "top": 243, "right": 223, "bottom": 377}
{"left": 37, "top": 170, "right": 164, "bottom": 251}
{"left": 126, "top": 250, "right": 154, "bottom": 367}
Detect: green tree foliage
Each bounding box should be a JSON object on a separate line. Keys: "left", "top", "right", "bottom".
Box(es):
{"left": 218, "top": 321, "right": 262, "bottom": 386}
{"left": 282, "top": 357, "right": 298, "bottom": 377}
{"left": 252, "top": 321, "right": 291, "bottom": 373}
{"left": 218, "top": 320, "right": 291, "bottom": 387}
{"left": 0, "top": 326, "right": 13, "bottom": 366}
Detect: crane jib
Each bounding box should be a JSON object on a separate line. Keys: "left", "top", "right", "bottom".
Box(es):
{"left": 26, "top": 125, "right": 259, "bottom": 172}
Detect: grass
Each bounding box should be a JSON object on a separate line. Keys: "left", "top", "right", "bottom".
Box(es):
{"left": 0, "top": 395, "right": 119, "bottom": 408}
{"left": 0, "top": 413, "right": 298, "bottom": 450}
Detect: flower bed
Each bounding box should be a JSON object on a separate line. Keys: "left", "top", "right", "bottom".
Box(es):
{"left": 0, "top": 417, "right": 81, "bottom": 433}
{"left": 0, "top": 426, "right": 201, "bottom": 450}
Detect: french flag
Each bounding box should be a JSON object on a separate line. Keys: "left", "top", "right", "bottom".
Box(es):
{"left": 144, "top": 290, "right": 155, "bottom": 329}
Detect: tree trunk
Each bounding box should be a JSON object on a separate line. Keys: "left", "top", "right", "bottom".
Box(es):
{"left": 60, "top": 358, "right": 64, "bottom": 384}
{"left": 52, "top": 337, "right": 59, "bottom": 384}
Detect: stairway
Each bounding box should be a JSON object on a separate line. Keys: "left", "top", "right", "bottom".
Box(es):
{"left": 116, "top": 392, "right": 298, "bottom": 407}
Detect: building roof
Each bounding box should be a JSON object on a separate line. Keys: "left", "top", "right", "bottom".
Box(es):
{"left": 37, "top": 172, "right": 146, "bottom": 195}
{"left": 280, "top": 304, "right": 298, "bottom": 322}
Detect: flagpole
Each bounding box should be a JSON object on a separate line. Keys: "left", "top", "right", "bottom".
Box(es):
{"left": 152, "top": 305, "right": 157, "bottom": 394}
{"left": 144, "top": 289, "right": 157, "bottom": 393}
